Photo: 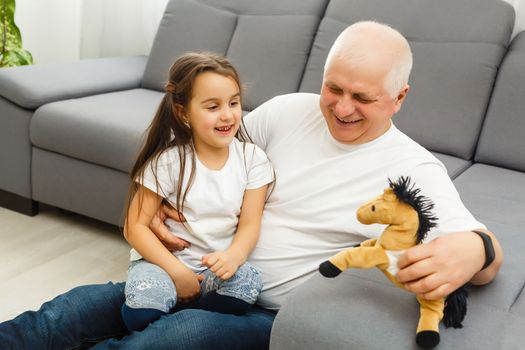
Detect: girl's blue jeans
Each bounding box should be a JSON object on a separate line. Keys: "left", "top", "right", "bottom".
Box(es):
{"left": 0, "top": 281, "right": 276, "bottom": 349}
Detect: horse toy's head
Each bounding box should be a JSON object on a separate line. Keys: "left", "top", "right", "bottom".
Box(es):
{"left": 357, "top": 177, "right": 437, "bottom": 247}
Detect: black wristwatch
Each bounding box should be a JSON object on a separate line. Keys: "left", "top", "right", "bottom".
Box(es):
{"left": 472, "top": 230, "right": 495, "bottom": 270}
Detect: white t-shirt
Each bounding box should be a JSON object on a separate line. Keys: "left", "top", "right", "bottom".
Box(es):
{"left": 130, "top": 138, "right": 275, "bottom": 272}
{"left": 243, "top": 93, "right": 485, "bottom": 310}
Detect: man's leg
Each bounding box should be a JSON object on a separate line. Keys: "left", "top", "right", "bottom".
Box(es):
{"left": 91, "top": 306, "right": 276, "bottom": 350}
{"left": 0, "top": 282, "right": 128, "bottom": 350}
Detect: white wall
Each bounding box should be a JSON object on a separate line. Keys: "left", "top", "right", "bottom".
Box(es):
{"left": 80, "top": 0, "right": 168, "bottom": 59}
{"left": 15, "top": 0, "right": 83, "bottom": 64}
{"left": 504, "top": 0, "right": 525, "bottom": 37}
{"left": 14, "top": 0, "right": 167, "bottom": 65}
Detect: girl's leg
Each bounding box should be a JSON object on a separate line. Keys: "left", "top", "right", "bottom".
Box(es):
{"left": 199, "top": 262, "right": 263, "bottom": 315}
{"left": 121, "top": 260, "right": 177, "bottom": 332}
{"left": 91, "top": 306, "right": 276, "bottom": 350}
{"left": 0, "top": 282, "right": 128, "bottom": 350}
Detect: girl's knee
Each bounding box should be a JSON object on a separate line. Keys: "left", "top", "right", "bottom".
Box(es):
{"left": 125, "top": 262, "right": 177, "bottom": 312}
{"left": 236, "top": 263, "right": 263, "bottom": 289}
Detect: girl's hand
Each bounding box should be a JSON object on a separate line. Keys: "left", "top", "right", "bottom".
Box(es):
{"left": 202, "top": 251, "right": 240, "bottom": 280}
{"left": 149, "top": 203, "right": 190, "bottom": 252}
{"left": 172, "top": 267, "right": 204, "bottom": 302}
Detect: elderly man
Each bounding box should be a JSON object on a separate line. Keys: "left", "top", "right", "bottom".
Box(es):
{"left": 0, "top": 21, "right": 501, "bottom": 350}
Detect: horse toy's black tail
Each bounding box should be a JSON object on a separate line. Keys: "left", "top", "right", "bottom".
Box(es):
{"left": 443, "top": 286, "right": 468, "bottom": 328}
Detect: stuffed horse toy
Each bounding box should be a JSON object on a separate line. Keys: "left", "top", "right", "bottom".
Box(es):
{"left": 319, "top": 176, "right": 467, "bottom": 349}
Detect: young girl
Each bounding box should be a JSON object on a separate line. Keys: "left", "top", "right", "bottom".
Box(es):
{"left": 121, "top": 52, "right": 274, "bottom": 332}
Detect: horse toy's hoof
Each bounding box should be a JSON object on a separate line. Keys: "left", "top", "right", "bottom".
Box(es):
{"left": 416, "top": 330, "right": 440, "bottom": 348}
{"left": 319, "top": 260, "right": 342, "bottom": 277}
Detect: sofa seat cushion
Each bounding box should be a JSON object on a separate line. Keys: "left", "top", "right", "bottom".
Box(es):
{"left": 454, "top": 164, "right": 525, "bottom": 253}
{"left": 454, "top": 163, "right": 525, "bottom": 319}
{"left": 30, "top": 89, "right": 163, "bottom": 173}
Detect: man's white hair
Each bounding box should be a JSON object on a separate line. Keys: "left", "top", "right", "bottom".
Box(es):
{"left": 324, "top": 21, "right": 413, "bottom": 97}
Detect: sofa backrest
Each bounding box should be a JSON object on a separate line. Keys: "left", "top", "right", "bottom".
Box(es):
{"left": 141, "top": 0, "right": 328, "bottom": 111}
{"left": 299, "top": 0, "right": 514, "bottom": 160}
{"left": 475, "top": 31, "right": 525, "bottom": 172}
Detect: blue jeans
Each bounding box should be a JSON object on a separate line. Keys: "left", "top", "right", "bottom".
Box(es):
{"left": 0, "top": 282, "right": 276, "bottom": 350}
{"left": 125, "top": 260, "right": 263, "bottom": 312}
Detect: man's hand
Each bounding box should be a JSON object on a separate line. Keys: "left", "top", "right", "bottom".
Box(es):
{"left": 396, "top": 231, "right": 494, "bottom": 300}
{"left": 149, "top": 202, "right": 190, "bottom": 251}
{"left": 202, "top": 251, "right": 240, "bottom": 280}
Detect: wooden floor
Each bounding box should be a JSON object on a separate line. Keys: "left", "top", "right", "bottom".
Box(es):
{"left": 0, "top": 205, "right": 130, "bottom": 322}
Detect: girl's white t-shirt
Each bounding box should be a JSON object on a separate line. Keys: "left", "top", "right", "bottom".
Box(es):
{"left": 129, "top": 138, "right": 274, "bottom": 272}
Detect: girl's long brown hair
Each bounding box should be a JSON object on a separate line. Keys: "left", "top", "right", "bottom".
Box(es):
{"left": 124, "top": 52, "right": 252, "bottom": 225}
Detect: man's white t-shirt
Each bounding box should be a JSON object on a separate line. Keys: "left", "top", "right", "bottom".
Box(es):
{"left": 130, "top": 138, "right": 275, "bottom": 272}
{"left": 243, "top": 93, "right": 485, "bottom": 310}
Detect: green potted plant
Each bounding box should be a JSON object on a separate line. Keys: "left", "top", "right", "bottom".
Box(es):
{"left": 1, "top": 0, "right": 33, "bottom": 67}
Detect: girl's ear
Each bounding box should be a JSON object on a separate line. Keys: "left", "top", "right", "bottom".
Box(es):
{"left": 173, "top": 104, "right": 188, "bottom": 123}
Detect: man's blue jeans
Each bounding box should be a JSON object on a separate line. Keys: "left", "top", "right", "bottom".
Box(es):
{"left": 0, "top": 282, "right": 276, "bottom": 349}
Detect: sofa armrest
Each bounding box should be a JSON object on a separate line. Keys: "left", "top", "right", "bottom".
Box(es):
{"left": 0, "top": 56, "right": 148, "bottom": 109}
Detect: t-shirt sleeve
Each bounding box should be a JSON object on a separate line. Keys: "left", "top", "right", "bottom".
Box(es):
{"left": 246, "top": 144, "right": 275, "bottom": 190}
{"left": 138, "top": 149, "right": 179, "bottom": 199}
{"left": 409, "top": 162, "right": 486, "bottom": 243}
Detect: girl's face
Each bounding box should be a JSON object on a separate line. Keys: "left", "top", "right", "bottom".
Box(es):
{"left": 185, "top": 71, "right": 242, "bottom": 155}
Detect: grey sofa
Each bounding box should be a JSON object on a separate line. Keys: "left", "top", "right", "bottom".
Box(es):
{"left": 0, "top": 0, "right": 523, "bottom": 349}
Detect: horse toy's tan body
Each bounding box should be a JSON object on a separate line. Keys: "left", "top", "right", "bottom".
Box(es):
{"left": 319, "top": 177, "right": 466, "bottom": 349}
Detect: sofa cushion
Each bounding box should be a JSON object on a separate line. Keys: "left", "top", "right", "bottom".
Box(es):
{"left": 142, "top": 0, "right": 328, "bottom": 111}
{"left": 299, "top": 0, "right": 514, "bottom": 160}
{"left": 30, "top": 89, "right": 164, "bottom": 173}
{"left": 475, "top": 31, "right": 525, "bottom": 172}
{"left": 454, "top": 164, "right": 525, "bottom": 276}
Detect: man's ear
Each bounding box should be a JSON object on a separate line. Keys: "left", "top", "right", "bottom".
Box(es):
{"left": 393, "top": 84, "right": 410, "bottom": 114}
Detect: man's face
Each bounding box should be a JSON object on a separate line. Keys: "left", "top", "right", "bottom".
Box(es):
{"left": 319, "top": 58, "right": 408, "bottom": 145}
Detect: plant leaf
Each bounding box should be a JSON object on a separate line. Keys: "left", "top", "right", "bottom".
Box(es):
{"left": 0, "top": 47, "right": 33, "bottom": 67}
{"left": 1, "top": 0, "right": 33, "bottom": 67}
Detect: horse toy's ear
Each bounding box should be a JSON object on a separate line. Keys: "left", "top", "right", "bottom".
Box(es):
{"left": 383, "top": 188, "right": 396, "bottom": 201}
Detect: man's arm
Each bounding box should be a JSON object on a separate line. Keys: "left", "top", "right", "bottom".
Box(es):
{"left": 396, "top": 229, "right": 503, "bottom": 300}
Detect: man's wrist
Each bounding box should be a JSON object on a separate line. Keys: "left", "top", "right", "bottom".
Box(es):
{"left": 472, "top": 230, "right": 495, "bottom": 271}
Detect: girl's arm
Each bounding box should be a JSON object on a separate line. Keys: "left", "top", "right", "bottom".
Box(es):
{"left": 124, "top": 186, "right": 202, "bottom": 301}
{"left": 203, "top": 184, "right": 269, "bottom": 280}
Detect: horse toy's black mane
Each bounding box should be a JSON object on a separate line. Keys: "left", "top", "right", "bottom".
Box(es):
{"left": 388, "top": 176, "right": 438, "bottom": 244}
